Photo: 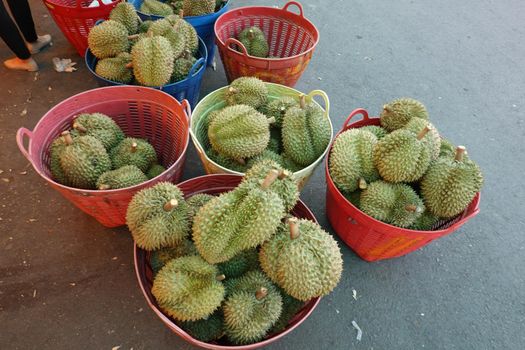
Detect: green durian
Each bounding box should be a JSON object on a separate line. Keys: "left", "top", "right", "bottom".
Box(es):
{"left": 281, "top": 153, "right": 303, "bottom": 173}
{"left": 329, "top": 129, "right": 379, "bottom": 193}
{"left": 282, "top": 95, "right": 331, "bottom": 166}
{"left": 246, "top": 149, "right": 284, "bottom": 169}
{"left": 360, "top": 125, "right": 387, "bottom": 139}
{"left": 146, "top": 163, "right": 166, "bottom": 179}
{"left": 380, "top": 98, "right": 429, "bottom": 132}
{"left": 178, "top": 311, "right": 224, "bottom": 342}
{"left": 171, "top": 50, "right": 197, "bottom": 82}
{"left": 402, "top": 118, "right": 441, "bottom": 160}
{"left": 140, "top": 0, "right": 174, "bottom": 16}
{"left": 70, "top": 112, "right": 125, "bottom": 150}
{"left": 182, "top": 0, "right": 215, "bottom": 16}
{"left": 225, "top": 77, "right": 269, "bottom": 109}
{"left": 187, "top": 193, "right": 215, "bottom": 220}
{"left": 147, "top": 18, "right": 186, "bottom": 59}
{"left": 131, "top": 35, "right": 174, "bottom": 87}
{"left": 265, "top": 96, "right": 300, "bottom": 128}
{"left": 373, "top": 127, "right": 432, "bottom": 183}
{"left": 49, "top": 131, "right": 75, "bottom": 186}
{"left": 96, "top": 165, "right": 147, "bottom": 190}
{"left": 343, "top": 187, "right": 365, "bottom": 208}
{"left": 126, "top": 182, "right": 191, "bottom": 250}
{"left": 208, "top": 104, "right": 272, "bottom": 160}
{"left": 88, "top": 20, "right": 130, "bottom": 59}
{"left": 217, "top": 249, "right": 259, "bottom": 279}
{"left": 270, "top": 289, "right": 304, "bottom": 333}
{"left": 94, "top": 52, "right": 133, "bottom": 84}
{"left": 109, "top": 2, "right": 139, "bottom": 34}
{"left": 259, "top": 218, "right": 343, "bottom": 301}
{"left": 166, "top": 14, "right": 199, "bottom": 55}
{"left": 149, "top": 239, "right": 198, "bottom": 273}
{"left": 138, "top": 20, "right": 153, "bottom": 33}
{"left": 152, "top": 255, "right": 225, "bottom": 321}
{"left": 267, "top": 127, "right": 282, "bottom": 154}
{"left": 238, "top": 26, "right": 269, "bottom": 58}
{"left": 110, "top": 137, "right": 157, "bottom": 173}
{"left": 206, "top": 148, "right": 248, "bottom": 173}
{"left": 421, "top": 146, "right": 483, "bottom": 218}
{"left": 409, "top": 210, "right": 440, "bottom": 231}
{"left": 360, "top": 180, "right": 425, "bottom": 228}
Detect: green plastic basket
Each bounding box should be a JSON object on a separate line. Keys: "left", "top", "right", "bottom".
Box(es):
{"left": 190, "top": 83, "right": 332, "bottom": 189}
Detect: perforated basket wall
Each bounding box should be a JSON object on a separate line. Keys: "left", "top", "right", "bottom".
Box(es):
{"left": 16, "top": 86, "right": 190, "bottom": 227}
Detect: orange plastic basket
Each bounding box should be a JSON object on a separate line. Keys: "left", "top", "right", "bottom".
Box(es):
{"left": 16, "top": 86, "right": 191, "bottom": 228}
{"left": 43, "top": 0, "right": 119, "bottom": 56}
{"left": 325, "top": 108, "right": 481, "bottom": 262}
{"left": 214, "top": 1, "right": 319, "bottom": 87}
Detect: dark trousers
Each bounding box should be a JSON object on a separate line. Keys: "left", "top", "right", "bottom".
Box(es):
{"left": 0, "top": 0, "right": 38, "bottom": 59}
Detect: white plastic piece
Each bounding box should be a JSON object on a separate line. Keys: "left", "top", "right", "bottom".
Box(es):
{"left": 351, "top": 320, "right": 362, "bottom": 341}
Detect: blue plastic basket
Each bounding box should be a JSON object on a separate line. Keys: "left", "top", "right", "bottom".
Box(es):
{"left": 85, "top": 37, "right": 207, "bottom": 108}
{"left": 128, "top": 0, "right": 229, "bottom": 66}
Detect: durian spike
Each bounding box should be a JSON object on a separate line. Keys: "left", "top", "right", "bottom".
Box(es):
{"left": 405, "top": 204, "right": 418, "bottom": 212}
{"left": 288, "top": 217, "right": 300, "bottom": 240}
{"left": 416, "top": 126, "right": 430, "bottom": 140}
{"left": 358, "top": 178, "right": 367, "bottom": 190}
{"left": 62, "top": 131, "right": 73, "bottom": 145}
{"left": 299, "top": 94, "right": 307, "bottom": 109}
{"left": 255, "top": 287, "right": 268, "bottom": 300}
{"left": 99, "top": 184, "right": 111, "bottom": 190}
{"left": 72, "top": 121, "right": 87, "bottom": 133}
{"left": 267, "top": 117, "right": 276, "bottom": 124}
{"left": 130, "top": 142, "right": 138, "bottom": 153}
{"left": 163, "top": 199, "right": 178, "bottom": 211}
{"left": 455, "top": 146, "right": 466, "bottom": 161}
{"left": 128, "top": 34, "right": 140, "bottom": 40}
{"left": 216, "top": 274, "right": 226, "bottom": 281}
{"left": 261, "top": 169, "right": 279, "bottom": 189}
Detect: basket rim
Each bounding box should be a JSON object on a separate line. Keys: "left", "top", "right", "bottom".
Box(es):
{"left": 131, "top": 0, "right": 231, "bottom": 20}
{"left": 214, "top": 4, "right": 320, "bottom": 62}
{"left": 189, "top": 83, "right": 333, "bottom": 178}
{"left": 26, "top": 85, "right": 190, "bottom": 194}
{"left": 324, "top": 113, "right": 481, "bottom": 235}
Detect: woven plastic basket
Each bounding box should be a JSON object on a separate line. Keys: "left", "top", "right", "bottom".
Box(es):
{"left": 325, "top": 108, "right": 481, "bottom": 262}
{"left": 42, "top": 0, "right": 119, "bottom": 56}
{"left": 16, "top": 86, "right": 191, "bottom": 228}
{"left": 128, "top": 0, "right": 230, "bottom": 66}
{"left": 190, "top": 83, "right": 332, "bottom": 189}
{"left": 214, "top": 1, "right": 319, "bottom": 87}
{"left": 134, "top": 174, "right": 321, "bottom": 349}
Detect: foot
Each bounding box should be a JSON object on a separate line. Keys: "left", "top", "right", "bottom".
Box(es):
{"left": 3, "top": 57, "right": 39, "bottom": 72}
{"left": 27, "top": 34, "right": 52, "bottom": 54}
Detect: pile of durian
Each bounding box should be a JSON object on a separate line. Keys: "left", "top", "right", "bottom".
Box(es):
{"left": 140, "top": 0, "right": 226, "bottom": 17}
{"left": 49, "top": 113, "right": 165, "bottom": 190}
{"left": 126, "top": 159, "right": 343, "bottom": 345}
{"left": 329, "top": 98, "right": 484, "bottom": 230}
{"left": 87, "top": 2, "right": 201, "bottom": 87}
{"left": 203, "top": 76, "right": 331, "bottom": 174}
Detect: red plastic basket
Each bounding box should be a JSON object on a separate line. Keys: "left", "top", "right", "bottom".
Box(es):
{"left": 16, "top": 86, "right": 190, "bottom": 228}
{"left": 214, "top": 1, "right": 319, "bottom": 87}
{"left": 43, "top": 0, "right": 119, "bottom": 56}
{"left": 325, "top": 108, "right": 481, "bottom": 262}
{"left": 134, "top": 174, "right": 321, "bottom": 350}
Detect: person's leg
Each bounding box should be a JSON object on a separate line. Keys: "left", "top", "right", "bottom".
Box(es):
{"left": 0, "top": 1, "right": 33, "bottom": 59}
{"left": 6, "top": 0, "right": 52, "bottom": 54}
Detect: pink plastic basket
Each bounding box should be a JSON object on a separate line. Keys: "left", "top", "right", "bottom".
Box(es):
{"left": 16, "top": 86, "right": 190, "bottom": 228}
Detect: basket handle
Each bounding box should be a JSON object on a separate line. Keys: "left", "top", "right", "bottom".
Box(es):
{"left": 225, "top": 37, "right": 249, "bottom": 56}
{"left": 186, "top": 57, "right": 205, "bottom": 79}
{"left": 181, "top": 99, "right": 192, "bottom": 122}
{"left": 306, "top": 90, "right": 330, "bottom": 119}
{"left": 342, "top": 108, "right": 370, "bottom": 130}
{"left": 282, "top": 1, "right": 304, "bottom": 18}
{"left": 94, "top": 19, "right": 105, "bottom": 26}
{"left": 16, "top": 127, "right": 33, "bottom": 162}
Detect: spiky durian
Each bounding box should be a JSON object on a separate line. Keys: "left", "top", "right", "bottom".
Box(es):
{"left": 152, "top": 256, "right": 225, "bottom": 321}
{"left": 131, "top": 35, "right": 174, "bottom": 87}
{"left": 149, "top": 239, "right": 198, "bottom": 273}
{"left": 110, "top": 137, "right": 157, "bottom": 173}
{"left": 95, "top": 52, "right": 133, "bottom": 84}
{"left": 126, "top": 182, "right": 191, "bottom": 250}
{"left": 166, "top": 14, "right": 199, "bottom": 55}
{"left": 146, "top": 163, "right": 166, "bottom": 179}
{"left": 88, "top": 20, "right": 130, "bottom": 59}
{"left": 282, "top": 95, "right": 331, "bottom": 166}
{"left": 178, "top": 310, "right": 224, "bottom": 342}
{"left": 329, "top": 129, "right": 379, "bottom": 193}
{"left": 259, "top": 218, "right": 343, "bottom": 301}
{"left": 70, "top": 113, "right": 125, "bottom": 150}
{"left": 373, "top": 126, "right": 432, "bottom": 183}
{"left": 246, "top": 149, "right": 284, "bottom": 169}
{"left": 225, "top": 77, "right": 269, "bottom": 109}
{"left": 281, "top": 153, "right": 303, "bottom": 173}
{"left": 49, "top": 131, "right": 75, "bottom": 186}
{"left": 171, "top": 50, "right": 197, "bottom": 82}
{"left": 147, "top": 18, "right": 186, "bottom": 59}
{"left": 217, "top": 249, "right": 259, "bottom": 279}
{"left": 402, "top": 118, "right": 441, "bottom": 160}
{"left": 360, "top": 125, "right": 387, "bottom": 139}
{"left": 238, "top": 26, "right": 269, "bottom": 58}
{"left": 267, "top": 127, "right": 282, "bottom": 154}
{"left": 206, "top": 148, "right": 248, "bottom": 173}
{"left": 409, "top": 210, "right": 440, "bottom": 231}
{"left": 421, "top": 146, "right": 483, "bottom": 218}
{"left": 96, "top": 165, "right": 147, "bottom": 190}
{"left": 343, "top": 186, "right": 366, "bottom": 208}
{"left": 380, "top": 98, "right": 429, "bottom": 132}
{"left": 109, "top": 2, "right": 139, "bottom": 34}
{"left": 140, "top": 0, "right": 174, "bottom": 16}
{"left": 270, "top": 289, "right": 304, "bottom": 333}
{"left": 138, "top": 20, "right": 153, "bottom": 33}
{"left": 265, "top": 96, "right": 300, "bottom": 128}
{"left": 187, "top": 193, "right": 215, "bottom": 220}
{"left": 182, "top": 0, "right": 215, "bottom": 16}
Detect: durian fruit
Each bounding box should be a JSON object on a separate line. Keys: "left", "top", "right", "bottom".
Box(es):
{"left": 270, "top": 289, "right": 304, "bottom": 333}
{"left": 402, "top": 118, "right": 441, "bottom": 160}
{"left": 152, "top": 255, "right": 225, "bottom": 321}
{"left": 178, "top": 310, "right": 224, "bottom": 342}
{"left": 409, "top": 210, "right": 440, "bottom": 231}
{"left": 187, "top": 193, "right": 215, "bottom": 220}
{"left": 259, "top": 218, "right": 343, "bottom": 301}
{"left": 150, "top": 239, "right": 198, "bottom": 273}
{"left": 131, "top": 35, "right": 174, "bottom": 87}
{"left": 193, "top": 170, "right": 285, "bottom": 264}
{"left": 146, "top": 163, "right": 166, "bottom": 179}
{"left": 96, "top": 165, "right": 147, "bottom": 190}
{"left": 166, "top": 14, "right": 199, "bottom": 55}
{"left": 421, "top": 146, "right": 483, "bottom": 218}
{"left": 373, "top": 126, "right": 432, "bottom": 183}
{"left": 110, "top": 137, "right": 158, "bottom": 173}
{"left": 70, "top": 113, "right": 125, "bottom": 150}
{"left": 208, "top": 104, "right": 272, "bottom": 161}
{"left": 88, "top": 20, "right": 130, "bottom": 59}
{"left": 223, "top": 270, "right": 282, "bottom": 345}
{"left": 147, "top": 18, "right": 186, "bottom": 59}
{"left": 360, "top": 125, "right": 387, "bottom": 139}
{"left": 95, "top": 52, "right": 133, "bottom": 84}
{"left": 126, "top": 182, "right": 191, "bottom": 250}
{"left": 171, "top": 50, "right": 197, "bottom": 82}
{"left": 217, "top": 248, "right": 259, "bottom": 279}
{"left": 206, "top": 149, "right": 248, "bottom": 173}
{"left": 109, "top": 2, "right": 139, "bottom": 34}
{"left": 438, "top": 138, "right": 467, "bottom": 160}
{"left": 225, "top": 77, "right": 268, "bottom": 109}
{"left": 329, "top": 129, "right": 379, "bottom": 193}
{"left": 343, "top": 188, "right": 363, "bottom": 208}
{"left": 58, "top": 134, "right": 112, "bottom": 189}
{"left": 49, "top": 131, "right": 75, "bottom": 186}
{"left": 246, "top": 149, "right": 283, "bottom": 169}
{"left": 282, "top": 95, "right": 331, "bottom": 166}
{"left": 238, "top": 26, "right": 269, "bottom": 58}
{"left": 360, "top": 180, "right": 425, "bottom": 228}
{"left": 138, "top": 20, "right": 153, "bottom": 33}
{"left": 140, "top": 0, "right": 174, "bottom": 16}
{"left": 281, "top": 153, "right": 303, "bottom": 173}
{"left": 265, "top": 96, "right": 299, "bottom": 128}
{"left": 380, "top": 98, "right": 429, "bottom": 132}
{"left": 267, "top": 127, "right": 282, "bottom": 154}
{"left": 182, "top": 0, "right": 215, "bottom": 16}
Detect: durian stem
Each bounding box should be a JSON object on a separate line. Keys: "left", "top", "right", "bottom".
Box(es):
{"left": 125, "top": 62, "right": 133, "bottom": 69}
{"left": 261, "top": 169, "right": 279, "bottom": 189}
{"left": 455, "top": 146, "right": 466, "bottom": 161}
{"left": 247, "top": 29, "right": 255, "bottom": 40}
{"left": 228, "top": 86, "right": 237, "bottom": 94}
{"left": 179, "top": 9, "right": 184, "bottom": 18}
{"left": 99, "top": 184, "right": 111, "bottom": 190}
{"left": 299, "top": 94, "right": 306, "bottom": 109}
{"left": 288, "top": 217, "right": 300, "bottom": 239}
{"left": 130, "top": 142, "right": 138, "bottom": 153}
{"left": 382, "top": 104, "right": 391, "bottom": 112}
{"left": 128, "top": 34, "right": 140, "bottom": 40}
{"left": 267, "top": 117, "right": 276, "bottom": 124}
{"left": 163, "top": 199, "right": 178, "bottom": 211}
{"left": 62, "top": 131, "right": 73, "bottom": 145}
{"left": 416, "top": 126, "right": 430, "bottom": 140}
{"left": 278, "top": 169, "right": 291, "bottom": 179}
{"left": 405, "top": 204, "right": 417, "bottom": 212}
{"left": 255, "top": 287, "right": 268, "bottom": 300}
{"left": 216, "top": 274, "right": 226, "bottom": 281}
{"left": 358, "top": 178, "right": 367, "bottom": 190}
{"left": 234, "top": 158, "right": 246, "bottom": 165}
{"left": 72, "top": 122, "right": 87, "bottom": 133}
